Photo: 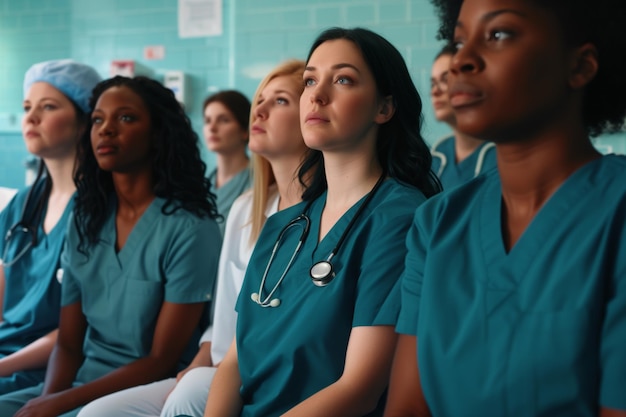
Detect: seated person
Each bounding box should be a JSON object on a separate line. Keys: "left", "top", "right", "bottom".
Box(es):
{"left": 77, "top": 59, "right": 310, "bottom": 417}
{"left": 0, "top": 75, "right": 221, "bottom": 417}
{"left": 0, "top": 60, "right": 100, "bottom": 395}
{"left": 429, "top": 43, "right": 496, "bottom": 189}
{"left": 203, "top": 90, "right": 252, "bottom": 235}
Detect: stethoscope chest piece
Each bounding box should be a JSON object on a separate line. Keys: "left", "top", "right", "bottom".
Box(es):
{"left": 310, "top": 260, "right": 335, "bottom": 287}
{"left": 252, "top": 173, "right": 386, "bottom": 306}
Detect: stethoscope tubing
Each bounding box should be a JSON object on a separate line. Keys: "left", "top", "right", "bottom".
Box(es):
{"left": 253, "top": 218, "right": 309, "bottom": 307}
{"left": 0, "top": 160, "right": 47, "bottom": 267}
{"left": 251, "top": 173, "right": 386, "bottom": 307}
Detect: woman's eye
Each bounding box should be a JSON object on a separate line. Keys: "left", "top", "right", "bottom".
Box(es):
{"left": 120, "top": 115, "right": 134, "bottom": 122}
{"left": 23, "top": 106, "right": 31, "bottom": 112}
{"left": 91, "top": 117, "right": 102, "bottom": 124}
{"left": 276, "top": 97, "right": 288, "bottom": 105}
{"left": 43, "top": 104, "right": 56, "bottom": 110}
{"left": 336, "top": 76, "right": 352, "bottom": 85}
{"left": 489, "top": 30, "right": 512, "bottom": 41}
{"left": 304, "top": 78, "right": 315, "bottom": 87}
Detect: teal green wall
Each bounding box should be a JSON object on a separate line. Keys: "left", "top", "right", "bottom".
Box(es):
{"left": 1, "top": 0, "right": 624, "bottom": 188}
{"left": 0, "top": 0, "right": 72, "bottom": 187}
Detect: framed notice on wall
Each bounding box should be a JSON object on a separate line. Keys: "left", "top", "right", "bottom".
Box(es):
{"left": 178, "top": 0, "right": 223, "bottom": 38}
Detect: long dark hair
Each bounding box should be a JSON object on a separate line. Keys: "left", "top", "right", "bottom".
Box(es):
{"left": 298, "top": 27, "right": 441, "bottom": 201}
{"left": 73, "top": 76, "right": 218, "bottom": 253}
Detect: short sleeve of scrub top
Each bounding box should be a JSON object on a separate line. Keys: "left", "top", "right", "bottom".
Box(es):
{"left": 60, "top": 197, "right": 221, "bottom": 383}
{"left": 235, "top": 179, "right": 426, "bottom": 417}
{"left": 397, "top": 155, "right": 626, "bottom": 416}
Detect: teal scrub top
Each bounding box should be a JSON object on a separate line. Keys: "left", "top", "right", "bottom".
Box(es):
{"left": 236, "top": 179, "right": 426, "bottom": 417}
{"left": 397, "top": 155, "right": 626, "bottom": 416}
{"left": 209, "top": 167, "right": 251, "bottom": 236}
{"left": 431, "top": 135, "right": 496, "bottom": 190}
{"left": 61, "top": 197, "right": 221, "bottom": 384}
{"left": 0, "top": 179, "right": 71, "bottom": 355}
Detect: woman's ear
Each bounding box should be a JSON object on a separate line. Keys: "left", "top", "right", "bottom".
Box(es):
{"left": 374, "top": 95, "right": 396, "bottom": 125}
{"left": 569, "top": 43, "right": 599, "bottom": 90}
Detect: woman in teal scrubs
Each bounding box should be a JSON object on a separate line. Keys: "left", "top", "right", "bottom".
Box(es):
{"left": 0, "top": 76, "right": 221, "bottom": 417}
{"left": 204, "top": 28, "right": 441, "bottom": 417}
{"left": 202, "top": 90, "right": 252, "bottom": 235}
{"left": 429, "top": 44, "right": 496, "bottom": 189}
{"left": 386, "top": 0, "right": 626, "bottom": 416}
{"left": 75, "top": 59, "right": 311, "bottom": 417}
{"left": 0, "top": 60, "right": 100, "bottom": 395}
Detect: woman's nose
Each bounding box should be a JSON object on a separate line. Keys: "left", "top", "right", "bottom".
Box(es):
{"left": 97, "top": 119, "right": 114, "bottom": 136}
{"left": 450, "top": 42, "right": 483, "bottom": 75}
{"left": 254, "top": 101, "right": 268, "bottom": 120}
{"left": 308, "top": 83, "right": 328, "bottom": 105}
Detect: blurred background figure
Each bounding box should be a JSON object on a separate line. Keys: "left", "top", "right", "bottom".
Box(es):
{"left": 429, "top": 44, "right": 496, "bottom": 189}
{"left": 203, "top": 91, "right": 251, "bottom": 235}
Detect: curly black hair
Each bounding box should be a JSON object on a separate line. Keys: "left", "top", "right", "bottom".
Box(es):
{"left": 73, "top": 75, "right": 218, "bottom": 253}
{"left": 429, "top": 0, "right": 626, "bottom": 137}
{"left": 298, "top": 27, "right": 442, "bottom": 201}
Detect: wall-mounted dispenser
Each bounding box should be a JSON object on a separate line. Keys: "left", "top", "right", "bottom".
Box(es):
{"left": 163, "top": 71, "right": 188, "bottom": 109}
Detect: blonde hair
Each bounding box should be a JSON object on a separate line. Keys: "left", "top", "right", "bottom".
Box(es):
{"left": 249, "top": 59, "right": 306, "bottom": 243}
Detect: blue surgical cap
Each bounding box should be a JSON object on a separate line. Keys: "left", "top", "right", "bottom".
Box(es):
{"left": 23, "top": 59, "right": 102, "bottom": 114}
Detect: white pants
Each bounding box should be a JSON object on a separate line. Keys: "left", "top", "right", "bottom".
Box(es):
{"left": 77, "top": 367, "right": 217, "bottom": 417}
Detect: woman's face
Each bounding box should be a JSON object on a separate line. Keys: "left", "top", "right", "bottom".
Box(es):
{"left": 248, "top": 75, "right": 307, "bottom": 161}
{"left": 22, "top": 82, "right": 83, "bottom": 160}
{"left": 90, "top": 85, "right": 153, "bottom": 173}
{"left": 300, "top": 39, "right": 389, "bottom": 153}
{"left": 448, "top": 0, "right": 574, "bottom": 142}
{"left": 431, "top": 54, "right": 455, "bottom": 124}
{"left": 203, "top": 101, "right": 248, "bottom": 156}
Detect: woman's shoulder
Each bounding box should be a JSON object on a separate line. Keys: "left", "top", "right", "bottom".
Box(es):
{"left": 225, "top": 189, "right": 255, "bottom": 227}
{"left": 430, "top": 134, "right": 455, "bottom": 152}
{"left": 593, "top": 154, "right": 626, "bottom": 181}
{"left": 155, "top": 197, "right": 220, "bottom": 232}
{"left": 0, "top": 187, "right": 18, "bottom": 213}
{"left": 373, "top": 178, "right": 428, "bottom": 212}
{"left": 583, "top": 155, "right": 626, "bottom": 209}
{"left": 1, "top": 179, "right": 47, "bottom": 218}
{"left": 416, "top": 169, "right": 496, "bottom": 225}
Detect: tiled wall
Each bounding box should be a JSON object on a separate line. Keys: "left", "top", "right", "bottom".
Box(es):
{"left": 1, "top": 0, "right": 624, "bottom": 188}
{"left": 0, "top": 0, "right": 72, "bottom": 188}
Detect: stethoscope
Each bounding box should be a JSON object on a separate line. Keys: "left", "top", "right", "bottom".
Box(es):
{"left": 0, "top": 161, "right": 47, "bottom": 268}
{"left": 431, "top": 136, "right": 495, "bottom": 179}
{"left": 251, "top": 173, "right": 386, "bottom": 308}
